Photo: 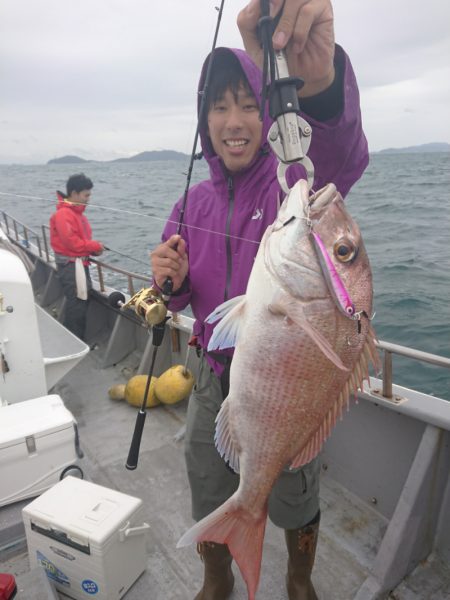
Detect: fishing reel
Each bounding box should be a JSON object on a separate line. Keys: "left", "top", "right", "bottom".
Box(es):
{"left": 109, "top": 286, "right": 168, "bottom": 326}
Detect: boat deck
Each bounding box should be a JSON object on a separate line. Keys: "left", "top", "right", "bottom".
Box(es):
{"left": 0, "top": 237, "right": 448, "bottom": 599}
{"left": 2, "top": 332, "right": 448, "bottom": 600}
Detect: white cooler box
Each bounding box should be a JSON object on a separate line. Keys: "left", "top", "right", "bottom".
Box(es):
{"left": 23, "top": 476, "right": 149, "bottom": 600}
{"left": 0, "top": 394, "right": 82, "bottom": 507}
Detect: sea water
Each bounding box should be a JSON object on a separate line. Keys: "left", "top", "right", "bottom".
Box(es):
{"left": 0, "top": 153, "right": 449, "bottom": 400}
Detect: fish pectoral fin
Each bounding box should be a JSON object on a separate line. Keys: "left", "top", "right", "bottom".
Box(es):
{"left": 215, "top": 397, "right": 240, "bottom": 473}
{"left": 270, "top": 295, "right": 349, "bottom": 372}
{"left": 206, "top": 296, "right": 246, "bottom": 351}
{"left": 205, "top": 295, "right": 245, "bottom": 324}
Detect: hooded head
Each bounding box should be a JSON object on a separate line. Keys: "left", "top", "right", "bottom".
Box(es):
{"left": 198, "top": 48, "right": 273, "bottom": 174}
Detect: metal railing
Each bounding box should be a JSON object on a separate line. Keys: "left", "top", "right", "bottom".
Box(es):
{"left": 2, "top": 211, "right": 43, "bottom": 258}
{"left": 40, "top": 224, "right": 149, "bottom": 295}
{"left": 89, "top": 257, "right": 149, "bottom": 296}
{"left": 1, "top": 211, "right": 149, "bottom": 297}
{"left": 375, "top": 340, "right": 450, "bottom": 400}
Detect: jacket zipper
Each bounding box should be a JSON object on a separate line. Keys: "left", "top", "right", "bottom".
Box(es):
{"left": 224, "top": 176, "right": 234, "bottom": 301}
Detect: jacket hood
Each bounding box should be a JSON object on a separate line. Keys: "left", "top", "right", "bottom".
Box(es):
{"left": 56, "top": 190, "right": 86, "bottom": 214}
{"left": 198, "top": 47, "right": 273, "bottom": 175}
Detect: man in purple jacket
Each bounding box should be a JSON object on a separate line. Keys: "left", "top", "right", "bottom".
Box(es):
{"left": 151, "top": 1, "right": 368, "bottom": 598}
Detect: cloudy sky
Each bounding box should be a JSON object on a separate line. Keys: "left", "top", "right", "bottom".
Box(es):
{"left": 1, "top": 0, "right": 449, "bottom": 164}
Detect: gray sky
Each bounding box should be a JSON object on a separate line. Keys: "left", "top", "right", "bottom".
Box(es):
{"left": 1, "top": 0, "right": 449, "bottom": 164}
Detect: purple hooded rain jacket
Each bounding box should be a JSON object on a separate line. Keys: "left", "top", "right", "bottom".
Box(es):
{"left": 160, "top": 46, "right": 368, "bottom": 375}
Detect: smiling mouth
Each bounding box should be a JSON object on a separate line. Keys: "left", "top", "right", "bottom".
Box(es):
{"left": 224, "top": 139, "right": 248, "bottom": 148}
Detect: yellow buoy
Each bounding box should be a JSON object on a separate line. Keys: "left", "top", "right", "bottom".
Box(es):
{"left": 155, "top": 365, "right": 195, "bottom": 405}
{"left": 124, "top": 375, "right": 160, "bottom": 408}
{"left": 108, "top": 384, "right": 126, "bottom": 401}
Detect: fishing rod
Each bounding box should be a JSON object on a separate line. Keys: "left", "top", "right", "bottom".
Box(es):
{"left": 123, "top": 0, "right": 226, "bottom": 471}
{"left": 175, "top": 2, "right": 225, "bottom": 239}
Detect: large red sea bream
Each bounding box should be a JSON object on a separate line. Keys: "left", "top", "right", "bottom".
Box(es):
{"left": 178, "top": 179, "right": 380, "bottom": 599}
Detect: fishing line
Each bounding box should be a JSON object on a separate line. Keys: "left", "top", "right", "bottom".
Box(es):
{"left": 0, "top": 192, "right": 151, "bottom": 269}
{"left": 88, "top": 203, "right": 260, "bottom": 245}
{"left": 0, "top": 191, "right": 48, "bottom": 201}
{"left": 0, "top": 191, "right": 261, "bottom": 246}
{"left": 101, "top": 246, "right": 151, "bottom": 268}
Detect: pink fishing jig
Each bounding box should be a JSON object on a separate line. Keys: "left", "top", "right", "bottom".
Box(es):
{"left": 311, "top": 230, "right": 356, "bottom": 318}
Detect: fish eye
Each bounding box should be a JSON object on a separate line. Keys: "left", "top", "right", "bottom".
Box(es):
{"left": 333, "top": 238, "right": 357, "bottom": 263}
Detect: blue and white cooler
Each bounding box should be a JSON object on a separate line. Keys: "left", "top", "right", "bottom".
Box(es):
{"left": 22, "top": 476, "right": 149, "bottom": 600}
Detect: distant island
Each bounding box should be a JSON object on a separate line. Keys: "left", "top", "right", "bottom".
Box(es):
{"left": 48, "top": 155, "right": 89, "bottom": 164}
{"left": 47, "top": 143, "right": 449, "bottom": 165}
{"left": 47, "top": 150, "right": 189, "bottom": 165}
{"left": 375, "top": 142, "right": 450, "bottom": 154}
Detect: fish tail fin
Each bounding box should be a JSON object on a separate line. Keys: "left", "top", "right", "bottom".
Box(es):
{"left": 177, "top": 494, "right": 267, "bottom": 600}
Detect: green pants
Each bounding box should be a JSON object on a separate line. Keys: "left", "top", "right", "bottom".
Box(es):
{"left": 184, "top": 355, "right": 320, "bottom": 529}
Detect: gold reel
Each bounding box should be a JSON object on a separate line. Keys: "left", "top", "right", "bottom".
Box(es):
{"left": 122, "top": 287, "right": 168, "bottom": 326}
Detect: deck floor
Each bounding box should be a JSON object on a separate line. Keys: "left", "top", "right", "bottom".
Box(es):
{"left": 1, "top": 338, "right": 448, "bottom": 599}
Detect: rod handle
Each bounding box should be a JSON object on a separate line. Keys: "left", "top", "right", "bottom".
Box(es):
{"left": 162, "top": 276, "right": 174, "bottom": 298}
{"left": 125, "top": 410, "right": 147, "bottom": 470}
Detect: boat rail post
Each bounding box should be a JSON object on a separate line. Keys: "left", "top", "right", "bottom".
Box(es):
{"left": 2, "top": 212, "right": 10, "bottom": 235}
{"left": 382, "top": 349, "right": 393, "bottom": 398}
{"left": 96, "top": 263, "right": 105, "bottom": 293}
{"left": 41, "top": 225, "right": 50, "bottom": 262}
{"left": 35, "top": 235, "right": 42, "bottom": 258}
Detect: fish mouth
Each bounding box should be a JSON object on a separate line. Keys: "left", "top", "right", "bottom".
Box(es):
{"left": 275, "top": 180, "right": 339, "bottom": 232}
{"left": 265, "top": 181, "right": 338, "bottom": 301}
{"left": 278, "top": 182, "right": 340, "bottom": 231}
{"left": 307, "top": 183, "right": 339, "bottom": 221}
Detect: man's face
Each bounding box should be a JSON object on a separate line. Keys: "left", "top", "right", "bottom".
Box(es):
{"left": 207, "top": 85, "right": 262, "bottom": 174}
{"left": 69, "top": 189, "right": 91, "bottom": 205}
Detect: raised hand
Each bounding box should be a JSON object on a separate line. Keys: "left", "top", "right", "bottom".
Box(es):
{"left": 237, "top": 0, "right": 335, "bottom": 97}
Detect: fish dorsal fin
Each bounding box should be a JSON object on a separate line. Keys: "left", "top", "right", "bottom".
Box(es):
{"left": 215, "top": 397, "right": 240, "bottom": 474}
{"left": 289, "top": 332, "right": 380, "bottom": 469}
{"left": 206, "top": 295, "right": 246, "bottom": 351}
{"left": 268, "top": 293, "right": 349, "bottom": 372}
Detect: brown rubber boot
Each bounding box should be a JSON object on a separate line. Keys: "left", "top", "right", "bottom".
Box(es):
{"left": 285, "top": 516, "right": 320, "bottom": 600}
{"left": 194, "top": 542, "right": 234, "bottom": 600}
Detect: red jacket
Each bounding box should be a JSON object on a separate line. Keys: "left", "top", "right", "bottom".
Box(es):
{"left": 50, "top": 191, "right": 102, "bottom": 262}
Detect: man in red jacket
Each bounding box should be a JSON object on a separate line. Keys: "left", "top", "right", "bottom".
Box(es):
{"left": 50, "top": 173, "right": 104, "bottom": 340}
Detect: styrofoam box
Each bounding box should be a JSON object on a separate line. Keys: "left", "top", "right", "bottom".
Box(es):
{"left": 0, "top": 395, "right": 79, "bottom": 507}
{"left": 23, "top": 476, "right": 149, "bottom": 600}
